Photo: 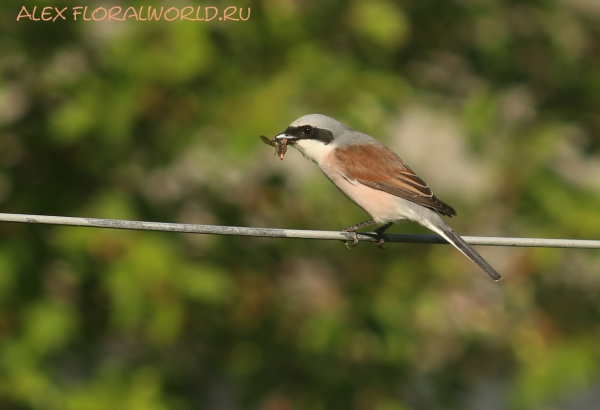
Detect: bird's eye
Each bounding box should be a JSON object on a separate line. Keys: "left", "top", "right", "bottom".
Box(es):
{"left": 301, "top": 126, "right": 313, "bottom": 136}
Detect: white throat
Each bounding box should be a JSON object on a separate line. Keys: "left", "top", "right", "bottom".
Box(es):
{"left": 292, "top": 139, "right": 335, "bottom": 165}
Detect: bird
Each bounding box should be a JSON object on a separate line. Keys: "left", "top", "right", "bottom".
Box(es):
{"left": 271, "top": 114, "right": 501, "bottom": 281}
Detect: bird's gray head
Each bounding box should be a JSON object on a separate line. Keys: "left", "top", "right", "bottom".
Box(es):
{"left": 274, "top": 114, "right": 356, "bottom": 164}
{"left": 275, "top": 114, "right": 350, "bottom": 145}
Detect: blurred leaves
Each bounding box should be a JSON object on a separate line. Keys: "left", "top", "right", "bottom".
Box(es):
{"left": 347, "top": 0, "right": 410, "bottom": 51}
{"left": 1, "top": 0, "right": 600, "bottom": 409}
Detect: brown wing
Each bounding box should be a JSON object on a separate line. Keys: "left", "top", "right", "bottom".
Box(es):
{"left": 335, "top": 143, "right": 457, "bottom": 217}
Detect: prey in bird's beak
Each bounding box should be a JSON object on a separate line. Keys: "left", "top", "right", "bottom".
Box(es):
{"left": 259, "top": 133, "right": 297, "bottom": 160}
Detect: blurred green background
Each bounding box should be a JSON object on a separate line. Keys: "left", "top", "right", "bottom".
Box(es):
{"left": 2, "top": 0, "right": 600, "bottom": 409}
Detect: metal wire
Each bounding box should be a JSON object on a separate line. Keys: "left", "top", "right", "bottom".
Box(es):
{"left": 1, "top": 212, "right": 599, "bottom": 249}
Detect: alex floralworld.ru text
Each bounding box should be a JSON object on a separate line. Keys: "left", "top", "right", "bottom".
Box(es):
{"left": 16, "top": 6, "right": 251, "bottom": 21}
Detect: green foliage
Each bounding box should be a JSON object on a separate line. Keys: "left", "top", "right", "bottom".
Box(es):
{"left": 1, "top": 0, "right": 600, "bottom": 409}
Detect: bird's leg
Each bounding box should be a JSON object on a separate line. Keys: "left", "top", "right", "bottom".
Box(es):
{"left": 342, "top": 220, "right": 376, "bottom": 249}
{"left": 374, "top": 222, "right": 393, "bottom": 249}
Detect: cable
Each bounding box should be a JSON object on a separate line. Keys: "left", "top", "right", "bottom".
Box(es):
{"left": 1, "top": 212, "right": 599, "bottom": 249}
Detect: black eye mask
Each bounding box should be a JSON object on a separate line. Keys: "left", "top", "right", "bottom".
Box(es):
{"left": 284, "top": 126, "right": 334, "bottom": 144}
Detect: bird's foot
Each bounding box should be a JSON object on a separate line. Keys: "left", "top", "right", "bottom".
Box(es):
{"left": 342, "top": 220, "right": 375, "bottom": 249}
{"left": 343, "top": 229, "right": 359, "bottom": 249}
{"left": 374, "top": 222, "right": 393, "bottom": 250}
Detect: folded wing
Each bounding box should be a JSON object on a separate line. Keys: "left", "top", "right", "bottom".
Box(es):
{"left": 335, "top": 143, "right": 457, "bottom": 217}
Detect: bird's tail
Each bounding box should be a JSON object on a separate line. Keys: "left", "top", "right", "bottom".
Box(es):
{"left": 424, "top": 217, "right": 502, "bottom": 281}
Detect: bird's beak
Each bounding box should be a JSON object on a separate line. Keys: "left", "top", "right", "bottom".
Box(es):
{"left": 275, "top": 133, "right": 298, "bottom": 143}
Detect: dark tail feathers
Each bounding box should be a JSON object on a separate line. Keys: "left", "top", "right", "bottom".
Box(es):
{"left": 438, "top": 225, "right": 502, "bottom": 281}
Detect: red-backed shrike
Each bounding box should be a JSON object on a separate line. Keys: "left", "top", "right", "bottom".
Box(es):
{"left": 271, "top": 114, "right": 501, "bottom": 280}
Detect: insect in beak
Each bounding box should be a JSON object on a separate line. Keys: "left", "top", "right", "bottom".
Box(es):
{"left": 260, "top": 135, "right": 289, "bottom": 160}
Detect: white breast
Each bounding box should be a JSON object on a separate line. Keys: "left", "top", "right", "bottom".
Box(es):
{"left": 312, "top": 150, "right": 421, "bottom": 225}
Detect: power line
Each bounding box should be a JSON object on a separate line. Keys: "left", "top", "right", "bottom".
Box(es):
{"left": 1, "top": 212, "right": 599, "bottom": 249}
